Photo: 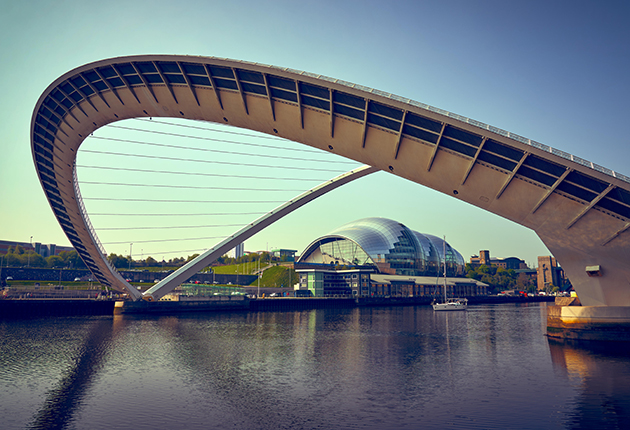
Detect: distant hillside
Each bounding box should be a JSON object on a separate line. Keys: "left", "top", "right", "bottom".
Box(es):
{"left": 249, "top": 265, "right": 298, "bottom": 288}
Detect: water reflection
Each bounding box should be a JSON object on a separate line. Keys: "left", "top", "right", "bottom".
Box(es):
{"left": 28, "top": 318, "right": 116, "bottom": 430}
{"left": 1, "top": 305, "right": 630, "bottom": 429}
{"left": 548, "top": 338, "right": 630, "bottom": 429}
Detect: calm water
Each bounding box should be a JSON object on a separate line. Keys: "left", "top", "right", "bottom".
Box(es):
{"left": 1, "top": 303, "right": 629, "bottom": 430}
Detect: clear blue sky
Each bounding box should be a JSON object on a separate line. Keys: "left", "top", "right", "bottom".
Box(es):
{"left": 1, "top": 0, "right": 629, "bottom": 267}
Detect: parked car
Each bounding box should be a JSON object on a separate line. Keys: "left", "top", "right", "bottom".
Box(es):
{"left": 74, "top": 277, "right": 82, "bottom": 282}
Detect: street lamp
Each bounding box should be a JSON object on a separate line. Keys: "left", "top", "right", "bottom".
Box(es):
{"left": 129, "top": 243, "right": 133, "bottom": 270}
{"left": 27, "top": 236, "right": 32, "bottom": 268}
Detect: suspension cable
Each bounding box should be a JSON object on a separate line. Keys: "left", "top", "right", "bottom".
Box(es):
{"left": 80, "top": 181, "right": 304, "bottom": 192}
{"left": 79, "top": 149, "right": 347, "bottom": 173}
{"left": 134, "top": 118, "right": 286, "bottom": 140}
{"left": 98, "top": 224, "right": 244, "bottom": 231}
{"left": 87, "top": 136, "right": 354, "bottom": 164}
{"left": 76, "top": 165, "right": 328, "bottom": 181}
{"left": 100, "top": 125, "right": 327, "bottom": 154}
{"left": 90, "top": 212, "right": 267, "bottom": 216}
{"left": 83, "top": 119, "right": 349, "bottom": 260}
{"left": 102, "top": 235, "right": 226, "bottom": 245}
{"left": 128, "top": 248, "right": 209, "bottom": 257}
{"left": 83, "top": 198, "right": 284, "bottom": 203}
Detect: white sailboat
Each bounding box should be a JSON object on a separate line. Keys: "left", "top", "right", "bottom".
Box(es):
{"left": 432, "top": 236, "right": 467, "bottom": 311}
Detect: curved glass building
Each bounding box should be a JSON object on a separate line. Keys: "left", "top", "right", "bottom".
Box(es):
{"left": 298, "top": 217, "right": 465, "bottom": 277}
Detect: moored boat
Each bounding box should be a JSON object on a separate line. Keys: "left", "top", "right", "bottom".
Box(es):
{"left": 432, "top": 297, "right": 468, "bottom": 311}
{"left": 432, "top": 236, "right": 468, "bottom": 312}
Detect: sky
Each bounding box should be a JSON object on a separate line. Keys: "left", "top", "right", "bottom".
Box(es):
{"left": 1, "top": 0, "right": 629, "bottom": 268}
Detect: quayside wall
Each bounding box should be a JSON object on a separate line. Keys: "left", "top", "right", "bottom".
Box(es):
{"left": 1, "top": 295, "right": 554, "bottom": 317}
{"left": 0, "top": 299, "right": 115, "bottom": 318}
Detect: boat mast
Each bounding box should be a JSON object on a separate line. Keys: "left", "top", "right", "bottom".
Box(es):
{"left": 443, "top": 236, "right": 447, "bottom": 302}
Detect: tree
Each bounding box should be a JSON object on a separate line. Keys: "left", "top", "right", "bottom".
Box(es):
{"left": 145, "top": 256, "right": 158, "bottom": 267}
{"left": 28, "top": 252, "right": 46, "bottom": 268}
{"left": 466, "top": 263, "right": 519, "bottom": 294}
{"left": 260, "top": 252, "right": 271, "bottom": 265}
{"left": 47, "top": 255, "right": 64, "bottom": 268}
{"left": 478, "top": 264, "right": 491, "bottom": 274}
{"left": 107, "top": 253, "right": 129, "bottom": 269}
{"left": 59, "top": 250, "right": 86, "bottom": 269}
{"left": 4, "top": 253, "right": 21, "bottom": 266}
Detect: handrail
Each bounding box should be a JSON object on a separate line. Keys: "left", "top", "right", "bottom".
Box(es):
{"left": 247, "top": 60, "right": 629, "bottom": 184}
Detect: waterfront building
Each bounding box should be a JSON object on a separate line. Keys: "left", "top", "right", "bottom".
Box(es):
{"left": 271, "top": 249, "right": 297, "bottom": 262}
{"left": 228, "top": 242, "right": 245, "bottom": 259}
{"left": 295, "top": 218, "right": 487, "bottom": 297}
{"left": 0, "top": 239, "right": 74, "bottom": 257}
{"left": 469, "top": 250, "right": 528, "bottom": 270}
{"left": 537, "top": 256, "right": 566, "bottom": 291}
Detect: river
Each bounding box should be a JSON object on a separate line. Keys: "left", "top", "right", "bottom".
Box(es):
{"left": 1, "top": 303, "right": 629, "bottom": 429}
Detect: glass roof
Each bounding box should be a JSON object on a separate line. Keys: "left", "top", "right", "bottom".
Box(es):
{"left": 299, "top": 218, "right": 465, "bottom": 277}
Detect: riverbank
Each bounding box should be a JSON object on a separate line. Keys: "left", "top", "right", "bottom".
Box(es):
{"left": 0, "top": 299, "right": 115, "bottom": 317}
{"left": 1, "top": 295, "right": 554, "bottom": 317}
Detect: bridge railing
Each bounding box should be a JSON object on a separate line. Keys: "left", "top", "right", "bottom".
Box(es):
{"left": 250, "top": 59, "right": 630, "bottom": 185}
{"left": 72, "top": 165, "right": 127, "bottom": 284}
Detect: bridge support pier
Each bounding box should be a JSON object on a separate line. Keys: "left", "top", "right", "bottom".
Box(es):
{"left": 547, "top": 305, "right": 630, "bottom": 341}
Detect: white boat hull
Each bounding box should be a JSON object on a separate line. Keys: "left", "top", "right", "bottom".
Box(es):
{"left": 432, "top": 300, "right": 468, "bottom": 311}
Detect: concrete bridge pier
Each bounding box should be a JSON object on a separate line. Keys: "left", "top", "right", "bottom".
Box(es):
{"left": 547, "top": 300, "right": 630, "bottom": 341}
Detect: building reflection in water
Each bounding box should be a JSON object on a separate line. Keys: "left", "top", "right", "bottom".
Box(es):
{"left": 548, "top": 338, "right": 630, "bottom": 428}
{"left": 4, "top": 305, "right": 630, "bottom": 429}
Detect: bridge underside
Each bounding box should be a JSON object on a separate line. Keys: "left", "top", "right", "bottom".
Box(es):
{"left": 32, "top": 55, "right": 630, "bottom": 306}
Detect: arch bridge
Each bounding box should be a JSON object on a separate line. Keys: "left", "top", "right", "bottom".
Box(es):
{"left": 32, "top": 55, "right": 630, "bottom": 306}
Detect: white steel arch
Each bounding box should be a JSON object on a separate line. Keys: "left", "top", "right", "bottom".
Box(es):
{"left": 32, "top": 55, "right": 630, "bottom": 306}
{"left": 143, "top": 165, "right": 377, "bottom": 301}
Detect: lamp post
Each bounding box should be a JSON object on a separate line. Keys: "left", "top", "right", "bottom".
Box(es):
{"left": 129, "top": 243, "right": 133, "bottom": 270}
{"left": 27, "top": 236, "right": 32, "bottom": 268}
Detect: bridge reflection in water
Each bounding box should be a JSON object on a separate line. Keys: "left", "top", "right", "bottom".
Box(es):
{"left": 1, "top": 304, "right": 629, "bottom": 429}
{"left": 548, "top": 338, "right": 630, "bottom": 427}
